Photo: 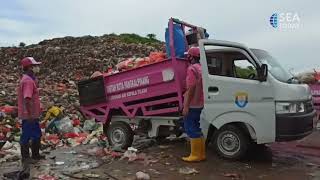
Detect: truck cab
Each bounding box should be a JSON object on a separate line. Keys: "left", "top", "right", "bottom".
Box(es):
{"left": 199, "top": 40, "right": 315, "bottom": 159}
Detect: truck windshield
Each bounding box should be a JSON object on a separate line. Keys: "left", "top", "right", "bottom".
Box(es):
{"left": 251, "top": 49, "right": 293, "bottom": 83}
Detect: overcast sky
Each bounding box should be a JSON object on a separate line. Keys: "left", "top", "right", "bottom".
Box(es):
{"left": 1, "top": 0, "right": 319, "bottom": 73}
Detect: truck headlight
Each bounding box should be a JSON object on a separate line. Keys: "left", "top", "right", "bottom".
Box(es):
{"left": 276, "top": 102, "right": 305, "bottom": 114}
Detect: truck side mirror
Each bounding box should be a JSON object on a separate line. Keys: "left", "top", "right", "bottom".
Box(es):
{"left": 259, "top": 64, "right": 268, "bottom": 82}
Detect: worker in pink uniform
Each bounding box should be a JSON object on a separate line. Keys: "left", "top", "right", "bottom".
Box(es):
{"left": 18, "top": 57, "right": 45, "bottom": 163}
{"left": 182, "top": 47, "right": 206, "bottom": 162}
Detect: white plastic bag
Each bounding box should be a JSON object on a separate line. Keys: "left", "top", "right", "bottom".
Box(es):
{"left": 55, "top": 117, "right": 74, "bottom": 133}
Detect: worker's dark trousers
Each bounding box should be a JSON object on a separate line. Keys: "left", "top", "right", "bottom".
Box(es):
{"left": 184, "top": 108, "right": 203, "bottom": 138}
{"left": 20, "top": 119, "right": 42, "bottom": 160}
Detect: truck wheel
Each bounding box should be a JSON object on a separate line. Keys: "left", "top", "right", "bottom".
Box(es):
{"left": 107, "top": 121, "right": 134, "bottom": 149}
{"left": 213, "top": 125, "right": 250, "bottom": 160}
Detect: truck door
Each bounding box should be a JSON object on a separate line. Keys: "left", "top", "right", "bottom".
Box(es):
{"left": 199, "top": 40, "right": 275, "bottom": 144}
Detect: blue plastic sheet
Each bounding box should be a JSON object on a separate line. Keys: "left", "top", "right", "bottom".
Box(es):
{"left": 165, "top": 24, "right": 186, "bottom": 58}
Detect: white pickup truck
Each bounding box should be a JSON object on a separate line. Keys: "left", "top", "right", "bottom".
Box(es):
{"left": 199, "top": 39, "right": 315, "bottom": 159}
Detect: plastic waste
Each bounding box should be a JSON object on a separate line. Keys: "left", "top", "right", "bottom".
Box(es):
{"left": 46, "top": 134, "right": 60, "bottom": 145}
{"left": 121, "top": 150, "right": 137, "bottom": 162}
{"left": 63, "top": 132, "right": 79, "bottom": 139}
{"left": 116, "top": 59, "right": 135, "bottom": 71}
{"left": 128, "top": 147, "right": 138, "bottom": 152}
{"left": 149, "top": 52, "right": 166, "bottom": 63}
{"left": 0, "top": 140, "right": 5, "bottom": 149}
{"left": 0, "top": 112, "right": 5, "bottom": 118}
{"left": 82, "top": 127, "right": 102, "bottom": 144}
{"left": 0, "top": 106, "right": 16, "bottom": 114}
{"left": 103, "top": 148, "right": 122, "bottom": 158}
{"left": 83, "top": 119, "right": 98, "bottom": 132}
{"left": 63, "top": 150, "right": 77, "bottom": 154}
{"left": 67, "top": 138, "right": 80, "bottom": 147}
{"left": 63, "top": 161, "right": 99, "bottom": 174}
{"left": 136, "top": 171, "right": 150, "bottom": 180}
{"left": 89, "top": 137, "right": 99, "bottom": 144}
{"left": 179, "top": 167, "right": 199, "bottom": 175}
{"left": 87, "top": 147, "right": 104, "bottom": 156}
{"left": 55, "top": 117, "right": 74, "bottom": 134}
{"left": 73, "top": 127, "right": 82, "bottom": 133}
{"left": 85, "top": 173, "right": 100, "bottom": 178}
{"left": 55, "top": 161, "right": 65, "bottom": 165}
{"left": 2, "top": 141, "right": 13, "bottom": 150}
{"left": 75, "top": 133, "right": 88, "bottom": 144}
{"left": 72, "top": 119, "right": 81, "bottom": 126}
{"left": 3, "top": 142, "right": 20, "bottom": 155}
{"left": 38, "top": 174, "right": 56, "bottom": 180}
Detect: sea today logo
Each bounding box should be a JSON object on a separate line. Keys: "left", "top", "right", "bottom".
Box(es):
{"left": 270, "top": 12, "right": 301, "bottom": 29}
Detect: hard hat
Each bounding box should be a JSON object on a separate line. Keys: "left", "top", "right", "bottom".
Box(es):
{"left": 20, "top": 57, "right": 41, "bottom": 68}
{"left": 186, "top": 47, "right": 200, "bottom": 57}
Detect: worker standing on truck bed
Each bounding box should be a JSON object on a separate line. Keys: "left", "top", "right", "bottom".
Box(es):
{"left": 18, "top": 57, "right": 45, "bottom": 163}
{"left": 182, "top": 47, "right": 206, "bottom": 162}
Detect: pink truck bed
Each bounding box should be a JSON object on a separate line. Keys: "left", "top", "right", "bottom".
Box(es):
{"left": 78, "top": 18, "right": 201, "bottom": 124}
{"left": 78, "top": 58, "right": 189, "bottom": 123}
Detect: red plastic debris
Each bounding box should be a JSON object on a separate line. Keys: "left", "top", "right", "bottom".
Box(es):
{"left": 71, "top": 133, "right": 88, "bottom": 144}
{"left": 75, "top": 137, "right": 87, "bottom": 144}
{"left": 46, "top": 134, "right": 59, "bottom": 140}
{"left": 40, "top": 122, "right": 46, "bottom": 129}
{"left": 149, "top": 52, "right": 166, "bottom": 63}
{"left": 72, "top": 119, "right": 81, "bottom": 126}
{"left": 38, "top": 174, "right": 56, "bottom": 180}
{"left": 46, "top": 134, "right": 60, "bottom": 145}
{"left": 104, "top": 148, "right": 122, "bottom": 158}
{"left": 15, "top": 122, "right": 21, "bottom": 129}
{"left": 107, "top": 67, "right": 113, "bottom": 73}
{"left": 99, "top": 134, "right": 107, "bottom": 140}
{"left": 1, "top": 127, "right": 11, "bottom": 134}
{"left": 0, "top": 133, "right": 5, "bottom": 141}
{"left": 116, "top": 58, "right": 135, "bottom": 71}
{"left": 63, "top": 132, "right": 79, "bottom": 139}
{"left": 0, "top": 106, "right": 16, "bottom": 114}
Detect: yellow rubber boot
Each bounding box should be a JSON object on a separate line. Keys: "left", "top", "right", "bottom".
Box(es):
{"left": 200, "top": 137, "right": 206, "bottom": 161}
{"left": 182, "top": 138, "right": 202, "bottom": 162}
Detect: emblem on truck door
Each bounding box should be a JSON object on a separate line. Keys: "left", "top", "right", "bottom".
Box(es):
{"left": 235, "top": 92, "right": 248, "bottom": 108}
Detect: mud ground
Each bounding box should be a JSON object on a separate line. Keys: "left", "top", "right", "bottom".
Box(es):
{"left": 2, "top": 135, "right": 320, "bottom": 180}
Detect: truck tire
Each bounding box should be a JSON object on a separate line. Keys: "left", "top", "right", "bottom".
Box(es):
{"left": 212, "top": 125, "right": 250, "bottom": 160}
{"left": 106, "top": 121, "right": 134, "bottom": 149}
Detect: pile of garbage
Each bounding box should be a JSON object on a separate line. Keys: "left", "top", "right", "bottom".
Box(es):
{"left": 1, "top": 92, "right": 157, "bottom": 165}
{"left": 0, "top": 34, "right": 164, "bottom": 168}
{"left": 1, "top": 112, "right": 158, "bottom": 179}
{"left": 0, "top": 34, "right": 164, "bottom": 114}
{"left": 43, "top": 118, "right": 107, "bottom": 148}
{"left": 115, "top": 52, "right": 166, "bottom": 72}
{"left": 0, "top": 111, "right": 106, "bottom": 161}
{"left": 0, "top": 105, "right": 19, "bottom": 142}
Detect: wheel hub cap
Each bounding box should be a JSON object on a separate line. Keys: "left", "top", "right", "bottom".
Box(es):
{"left": 112, "top": 129, "right": 125, "bottom": 144}
{"left": 218, "top": 131, "right": 241, "bottom": 156}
